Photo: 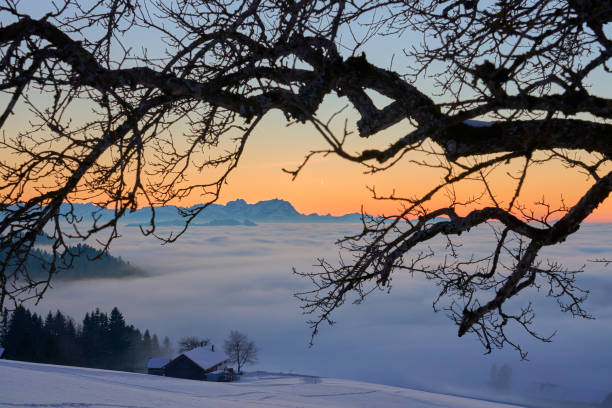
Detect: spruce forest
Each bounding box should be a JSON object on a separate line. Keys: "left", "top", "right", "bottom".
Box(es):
{"left": 0, "top": 306, "right": 171, "bottom": 372}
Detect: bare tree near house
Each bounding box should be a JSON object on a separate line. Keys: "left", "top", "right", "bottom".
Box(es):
{"left": 178, "top": 336, "right": 210, "bottom": 353}
{"left": 0, "top": 1, "right": 610, "bottom": 358}
{"left": 223, "top": 330, "right": 258, "bottom": 374}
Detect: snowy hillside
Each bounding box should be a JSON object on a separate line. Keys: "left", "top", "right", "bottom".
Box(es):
{"left": 0, "top": 359, "right": 522, "bottom": 408}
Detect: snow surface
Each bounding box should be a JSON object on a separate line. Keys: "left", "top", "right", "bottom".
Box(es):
{"left": 147, "top": 357, "right": 170, "bottom": 369}
{"left": 0, "top": 359, "right": 524, "bottom": 408}
{"left": 183, "top": 346, "right": 229, "bottom": 370}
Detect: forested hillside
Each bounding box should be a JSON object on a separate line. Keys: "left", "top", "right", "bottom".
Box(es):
{"left": 3, "top": 239, "right": 145, "bottom": 281}
{"left": 0, "top": 306, "right": 171, "bottom": 372}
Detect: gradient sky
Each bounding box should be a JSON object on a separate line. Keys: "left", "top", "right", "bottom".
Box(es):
{"left": 113, "top": 21, "right": 612, "bottom": 222}
{"left": 209, "top": 110, "right": 612, "bottom": 221}
{"left": 1, "top": 5, "right": 611, "bottom": 222}
{"left": 2, "top": 88, "right": 610, "bottom": 221}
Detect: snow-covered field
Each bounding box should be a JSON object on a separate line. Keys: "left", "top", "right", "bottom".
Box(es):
{"left": 0, "top": 359, "right": 522, "bottom": 408}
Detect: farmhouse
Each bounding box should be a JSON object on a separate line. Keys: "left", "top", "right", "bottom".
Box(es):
{"left": 163, "top": 346, "right": 230, "bottom": 381}
{"left": 146, "top": 358, "right": 170, "bottom": 375}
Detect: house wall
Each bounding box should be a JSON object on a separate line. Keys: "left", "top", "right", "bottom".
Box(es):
{"left": 206, "top": 362, "right": 226, "bottom": 373}
{"left": 164, "top": 355, "right": 206, "bottom": 381}
{"left": 147, "top": 368, "right": 165, "bottom": 376}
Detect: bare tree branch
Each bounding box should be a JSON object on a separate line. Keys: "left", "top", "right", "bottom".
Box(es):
{"left": 0, "top": 0, "right": 610, "bottom": 357}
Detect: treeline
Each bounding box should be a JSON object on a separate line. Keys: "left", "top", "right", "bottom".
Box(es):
{"left": 25, "top": 243, "right": 146, "bottom": 281}
{"left": 1, "top": 233, "right": 145, "bottom": 281}
{"left": 0, "top": 306, "right": 171, "bottom": 372}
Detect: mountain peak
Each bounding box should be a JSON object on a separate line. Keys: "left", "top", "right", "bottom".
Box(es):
{"left": 252, "top": 199, "right": 298, "bottom": 215}
{"left": 226, "top": 199, "right": 248, "bottom": 208}
{"left": 71, "top": 199, "right": 363, "bottom": 225}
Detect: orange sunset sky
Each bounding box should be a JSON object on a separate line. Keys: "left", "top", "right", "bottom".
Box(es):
{"left": 163, "top": 44, "right": 612, "bottom": 223}
{"left": 1, "top": 98, "right": 611, "bottom": 222}
{"left": 1, "top": 91, "right": 610, "bottom": 222}
{"left": 1, "top": 8, "right": 610, "bottom": 223}
{"left": 0, "top": 22, "right": 610, "bottom": 223}
{"left": 174, "top": 109, "right": 612, "bottom": 222}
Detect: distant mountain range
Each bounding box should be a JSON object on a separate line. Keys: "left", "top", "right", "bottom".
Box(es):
{"left": 57, "top": 199, "right": 363, "bottom": 227}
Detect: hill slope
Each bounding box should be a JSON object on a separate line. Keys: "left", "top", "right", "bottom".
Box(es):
{"left": 6, "top": 241, "right": 145, "bottom": 281}
{"left": 0, "top": 359, "right": 522, "bottom": 408}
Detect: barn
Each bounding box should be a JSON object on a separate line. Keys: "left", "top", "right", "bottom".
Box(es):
{"left": 163, "top": 346, "right": 230, "bottom": 381}
{"left": 146, "top": 358, "right": 170, "bottom": 375}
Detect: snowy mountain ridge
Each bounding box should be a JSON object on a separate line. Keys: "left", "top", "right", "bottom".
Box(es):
{"left": 55, "top": 198, "right": 364, "bottom": 226}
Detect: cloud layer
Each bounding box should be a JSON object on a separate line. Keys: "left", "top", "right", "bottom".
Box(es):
{"left": 30, "top": 222, "right": 612, "bottom": 404}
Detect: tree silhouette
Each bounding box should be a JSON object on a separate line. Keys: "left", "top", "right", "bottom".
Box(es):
{"left": 0, "top": 1, "right": 610, "bottom": 357}
{"left": 0, "top": 305, "right": 164, "bottom": 371}
{"left": 223, "top": 330, "right": 258, "bottom": 373}
{"left": 162, "top": 336, "right": 173, "bottom": 358}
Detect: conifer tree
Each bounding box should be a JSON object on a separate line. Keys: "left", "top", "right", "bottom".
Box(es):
{"left": 1, "top": 305, "right": 165, "bottom": 372}
{"left": 143, "top": 329, "right": 152, "bottom": 358}
{"left": 0, "top": 308, "right": 9, "bottom": 347}
{"left": 162, "top": 336, "right": 173, "bottom": 358}
{"left": 108, "top": 306, "right": 129, "bottom": 366}
{"left": 151, "top": 334, "right": 161, "bottom": 358}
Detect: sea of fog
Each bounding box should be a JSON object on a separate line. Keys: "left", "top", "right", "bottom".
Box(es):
{"left": 29, "top": 222, "right": 612, "bottom": 405}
